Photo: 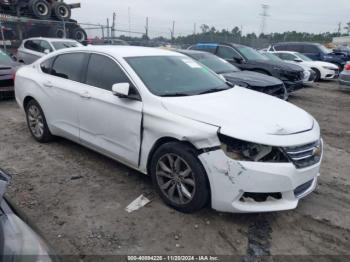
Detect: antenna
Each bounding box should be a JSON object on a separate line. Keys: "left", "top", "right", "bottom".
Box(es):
{"left": 260, "top": 4, "right": 270, "bottom": 35}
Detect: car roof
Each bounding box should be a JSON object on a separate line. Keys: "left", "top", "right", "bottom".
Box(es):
{"left": 24, "top": 37, "right": 79, "bottom": 42}
{"left": 56, "top": 45, "right": 185, "bottom": 58}
{"left": 177, "top": 49, "right": 208, "bottom": 55}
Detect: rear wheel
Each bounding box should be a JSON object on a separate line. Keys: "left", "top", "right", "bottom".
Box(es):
{"left": 28, "top": 0, "right": 51, "bottom": 20}
{"left": 52, "top": 2, "right": 71, "bottom": 20}
{"left": 25, "top": 99, "right": 54, "bottom": 143}
{"left": 150, "top": 142, "right": 210, "bottom": 213}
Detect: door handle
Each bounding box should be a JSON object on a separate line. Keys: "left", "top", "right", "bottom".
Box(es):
{"left": 43, "top": 81, "right": 53, "bottom": 88}
{"left": 80, "top": 91, "right": 91, "bottom": 99}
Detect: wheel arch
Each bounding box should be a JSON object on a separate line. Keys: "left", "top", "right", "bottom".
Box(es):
{"left": 23, "top": 95, "right": 35, "bottom": 109}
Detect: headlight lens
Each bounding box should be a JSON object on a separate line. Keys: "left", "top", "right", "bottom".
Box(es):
{"left": 219, "top": 134, "right": 289, "bottom": 162}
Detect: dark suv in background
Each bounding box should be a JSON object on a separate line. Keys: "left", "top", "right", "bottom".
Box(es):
{"left": 268, "top": 42, "right": 349, "bottom": 69}
{"left": 189, "top": 43, "right": 305, "bottom": 92}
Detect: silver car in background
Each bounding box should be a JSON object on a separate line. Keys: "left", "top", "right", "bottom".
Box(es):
{"left": 339, "top": 62, "right": 350, "bottom": 89}
{"left": 17, "top": 37, "right": 83, "bottom": 64}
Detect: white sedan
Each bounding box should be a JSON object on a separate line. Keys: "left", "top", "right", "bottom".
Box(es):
{"left": 15, "top": 46, "right": 323, "bottom": 213}
{"left": 272, "top": 51, "right": 340, "bottom": 81}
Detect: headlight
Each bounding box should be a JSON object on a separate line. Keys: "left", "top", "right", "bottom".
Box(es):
{"left": 322, "top": 66, "right": 337, "bottom": 70}
{"left": 218, "top": 134, "right": 289, "bottom": 162}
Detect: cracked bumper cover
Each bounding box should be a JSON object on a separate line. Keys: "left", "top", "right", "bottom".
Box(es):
{"left": 199, "top": 150, "right": 320, "bottom": 213}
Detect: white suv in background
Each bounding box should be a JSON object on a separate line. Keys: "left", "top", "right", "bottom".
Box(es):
{"left": 272, "top": 51, "right": 340, "bottom": 81}
{"left": 15, "top": 46, "right": 323, "bottom": 213}
{"left": 17, "top": 37, "right": 82, "bottom": 64}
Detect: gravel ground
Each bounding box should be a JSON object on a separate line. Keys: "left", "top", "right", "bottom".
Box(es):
{"left": 0, "top": 81, "right": 350, "bottom": 259}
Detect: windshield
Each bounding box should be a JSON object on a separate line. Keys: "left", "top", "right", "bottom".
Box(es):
{"left": 318, "top": 44, "right": 332, "bottom": 54}
{"left": 52, "top": 41, "right": 81, "bottom": 50}
{"left": 236, "top": 46, "right": 269, "bottom": 61}
{"left": 296, "top": 53, "right": 312, "bottom": 61}
{"left": 190, "top": 53, "right": 240, "bottom": 74}
{"left": 126, "top": 56, "right": 231, "bottom": 96}
{"left": 262, "top": 52, "right": 282, "bottom": 61}
{"left": 0, "top": 50, "right": 13, "bottom": 64}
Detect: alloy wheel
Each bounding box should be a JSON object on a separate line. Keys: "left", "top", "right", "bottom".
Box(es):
{"left": 27, "top": 104, "right": 44, "bottom": 138}
{"left": 156, "top": 153, "right": 196, "bottom": 205}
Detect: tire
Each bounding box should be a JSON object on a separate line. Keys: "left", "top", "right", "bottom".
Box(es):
{"left": 52, "top": 2, "right": 71, "bottom": 20}
{"left": 28, "top": 0, "right": 51, "bottom": 20}
{"left": 25, "top": 99, "right": 54, "bottom": 143}
{"left": 48, "top": 25, "right": 67, "bottom": 38}
{"left": 70, "top": 26, "right": 87, "bottom": 42}
{"left": 312, "top": 68, "right": 321, "bottom": 82}
{"left": 150, "top": 142, "right": 210, "bottom": 213}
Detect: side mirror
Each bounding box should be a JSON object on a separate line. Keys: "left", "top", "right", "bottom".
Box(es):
{"left": 234, "top": 57, "right": 243, "bottom": 64}
{"left": 294, "top": 58, "right": 303, "bottom": 62}
{"left": 0, "top": 169, "right": 11, "bottom": 201}
{"left": 112, "top": 83, "right": 130, "bottom": 98}
{"left": 44, "top": 49, "right": 51, "bottom": 54}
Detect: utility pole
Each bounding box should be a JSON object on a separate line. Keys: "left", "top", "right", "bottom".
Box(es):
{"left": 259, "top": 4, "right": 269, "bottom": 35}
{"left": 107, "top": 18, "right": 110, "bottom": 38}
{"left": 193, "top": 23, "right": 196, "bottom": 44}
{"left": 170, "top": 21, "right": 175, "bottom": 42}
{"left": 338, "top": 22, "right": 342, "bottom": 34}
{"left": 145, "top": 17, "right": 149, "bottom": 39}
{"left": 112, "top": 12, "right": 116, "bottom": 39}
{"left": 128, "top": 7, "right": 131, "bottom": 37}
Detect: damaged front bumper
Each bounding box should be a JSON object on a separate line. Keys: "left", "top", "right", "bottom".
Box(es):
{"left": 199, "top": 150, "right": 320, "bottom": 213}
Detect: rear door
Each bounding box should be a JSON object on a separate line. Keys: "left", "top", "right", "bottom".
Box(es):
{"left": 40, "top": 52, "right": 89, "bottom": 140}
{"left": 78, "top": 53, "right": 143, "bottom": 166}
{"left": 19, "top": 40, "right": 45, "bottom": 64}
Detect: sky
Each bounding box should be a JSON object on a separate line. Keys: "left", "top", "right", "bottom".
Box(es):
{"left": 66, "top": 0, "right": 350, "bottom": 38}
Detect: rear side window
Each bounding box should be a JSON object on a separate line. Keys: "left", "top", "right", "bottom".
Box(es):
{"left": 302, "top": 45, "right": 319, "bottom": 53}
{"left": 51, "top": 53, "right": 86, "bottom": 82}
{"left": 85, "top": 54, "right": 130, "bottom": 91}
{"left": 24, "top": 40, "right": 42, "bottom": 52}
{"left": 189, "top": 44, "right": 217, "bottom": 54}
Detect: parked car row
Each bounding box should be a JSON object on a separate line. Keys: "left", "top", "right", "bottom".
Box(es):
{"left": 14, "top": 45, "right": 323, "bottom": 214}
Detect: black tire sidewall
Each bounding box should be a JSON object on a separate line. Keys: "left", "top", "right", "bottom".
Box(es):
{"left": 29, "top": 0, "right": 51, "bottom": 20}
{"left": 70, "top": 27, "right": 87, "bottom": 42}
{"left": 312, "top": 68, "right": 321, "bottom": 82}
{"left": 150, "top": 142, "right": 210, "bottom": 213}
{"left": 25, "top": 99, "right": 53, "bottom": 143}
{"left": 52, "top": 2, "right": 71, "bottom": 20}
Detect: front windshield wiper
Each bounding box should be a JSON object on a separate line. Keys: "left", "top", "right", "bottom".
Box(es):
{"left": 161, "top": 93, "right": 191, "bottom": 97}
{"left": 198, "top": 87, "right": 231, "bottom": 95}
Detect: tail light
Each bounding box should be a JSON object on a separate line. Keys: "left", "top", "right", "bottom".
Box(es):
{"left": 344, "top": 64, "right": 350, "bottom": 71}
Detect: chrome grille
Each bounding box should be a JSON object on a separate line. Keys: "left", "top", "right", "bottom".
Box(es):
{"left": 284, "top": 139, "right": 322, "bottom": 169}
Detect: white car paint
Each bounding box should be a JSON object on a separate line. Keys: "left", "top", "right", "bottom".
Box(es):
{"left": 272, "top": 51, "right": 339, "bottom": 80}
{"left": 15, "top": 46, "right": 322, "bottom": 213}
{"left": 17, "top": 37, "right": 83, "bottom": 64}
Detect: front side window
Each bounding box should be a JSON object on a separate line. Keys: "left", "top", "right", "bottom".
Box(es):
{"left": 235, "top": 46, "right": 268, "bottom": 61}
{"left": 51, "top": 53, "right": 86, "bottom": 82}
{"left": 40, "top": 57, "right": 55, "bottom": 74}
{"left": 279, "top": 53, "right": 297, "bottom": 61}
{"left": 302, "top": 45, "right": 320, "bottom": 54}
{"left": 40, "top": 41, "right": 53, "bottom": 53}
{"left": 190, "top": 53, "right": 240, "bottom": 74}
{"left": 85, "top": 54, "right": 130, "bottom": 91}
{"left": 126, "top": 56, "right": 230, "bottom": 96}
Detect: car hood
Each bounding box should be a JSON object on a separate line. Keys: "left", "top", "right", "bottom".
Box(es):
{"left": 303, "top": 61, "right": 338, "bottom": 69}
{"left": 161, "top": 87, "right": 314, "bottom": 145}
{"left": 251, "top": 59, "right": 303, "bottom": 72}
{"left": 222, "top": 70, "right": 282, "bottom": 87}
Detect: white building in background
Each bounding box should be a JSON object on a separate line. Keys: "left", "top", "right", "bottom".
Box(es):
{"left": 333, "top": 36, "right": 350, "bottom": 46}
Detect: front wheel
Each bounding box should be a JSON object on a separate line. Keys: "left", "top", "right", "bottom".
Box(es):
{"left": 150, "top": 142, "right": 210, "bottom": 213}
{"left": 25, "top": 99, "right": 54, "bottom": 143}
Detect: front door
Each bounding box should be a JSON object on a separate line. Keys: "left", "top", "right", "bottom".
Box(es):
{"left": 78, "top": 53, "right": 143, "bottom": 166}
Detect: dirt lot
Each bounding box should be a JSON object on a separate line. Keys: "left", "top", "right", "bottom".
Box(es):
{"left": 1, "top": 81, "right": 350, "bottom": 259}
